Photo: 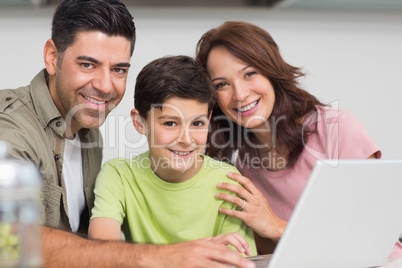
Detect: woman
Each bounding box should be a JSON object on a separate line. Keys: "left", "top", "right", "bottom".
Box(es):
{"left": 195, "top": 21, "right": 402, "bottom": 257}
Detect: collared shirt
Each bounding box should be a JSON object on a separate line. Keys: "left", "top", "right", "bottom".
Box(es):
{"left": 0, "top": 69, "right": 103, "bottom": 234}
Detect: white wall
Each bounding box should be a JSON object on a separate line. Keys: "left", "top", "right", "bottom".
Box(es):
{"left": 1, "top": 6, "right": 401, "bottom": 164}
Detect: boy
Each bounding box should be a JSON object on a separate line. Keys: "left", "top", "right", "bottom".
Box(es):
{"left": 88, "top": 55, "right": 257, "bottom": 256}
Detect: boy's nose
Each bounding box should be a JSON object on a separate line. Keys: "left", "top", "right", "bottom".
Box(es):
{"left": 176, "top": 129, "right": 193, "bottom": 145}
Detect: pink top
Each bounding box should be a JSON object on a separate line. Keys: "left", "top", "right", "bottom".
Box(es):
{"left": 237, "top": 106, "right": 402, "bottom": 258}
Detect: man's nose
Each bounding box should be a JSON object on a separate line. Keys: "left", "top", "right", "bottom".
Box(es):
{"left": 92, "top": 69, "right": 113, "bottom": 95}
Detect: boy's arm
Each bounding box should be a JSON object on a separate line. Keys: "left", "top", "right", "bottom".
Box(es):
{"left": 206, "top": 232, "right": 253, "bottom": 256}
{"left": 218, "top": 170, "right": 258, "bottom": 256}
{"left": 220, "top": 209, "right": 258, "bottom": 256}
{"left": 88, "top": 217, "right": 122, "bottom": 240}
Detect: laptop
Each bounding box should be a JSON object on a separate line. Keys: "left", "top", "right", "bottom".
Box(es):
{"left": 246, "top": 159, "right": 402, "bottom": 268}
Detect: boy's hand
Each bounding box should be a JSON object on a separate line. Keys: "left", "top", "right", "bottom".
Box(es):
{"left": 205, "top": 232, "right": 252, "bottom": 256}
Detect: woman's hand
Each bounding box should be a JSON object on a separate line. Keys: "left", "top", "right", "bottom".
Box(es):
{"left": 204, "top": 232, "right": 252, "bottom": 256}
{"left": 215, "top": 172, "right": 287, "bottom": 241}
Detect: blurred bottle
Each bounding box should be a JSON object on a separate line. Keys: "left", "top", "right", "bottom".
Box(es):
{"left": 0, "top": 141, "right": 42, "bottom": 267}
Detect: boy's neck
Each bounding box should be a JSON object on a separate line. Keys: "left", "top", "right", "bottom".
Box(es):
{"left": 149, "top": 154, "right": 204, "bottom": 183}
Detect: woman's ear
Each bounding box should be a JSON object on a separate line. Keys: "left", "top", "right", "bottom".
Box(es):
{"left": 131, "top": 109, "right": 147, "bottom": 135}
{"left": 44, "top": 39, "right": 59, "bottom": 75}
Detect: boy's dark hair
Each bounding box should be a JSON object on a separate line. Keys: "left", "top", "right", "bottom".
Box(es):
{"left": 134, "top": 55, "right": 216, "bottom": 119}
{"left": 52, "top": 0, "right": 136, "bottom": 64}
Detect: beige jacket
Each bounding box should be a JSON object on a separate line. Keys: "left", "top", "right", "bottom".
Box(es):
{"left": 0, "top": 69, "right": 103, "bottom": 234}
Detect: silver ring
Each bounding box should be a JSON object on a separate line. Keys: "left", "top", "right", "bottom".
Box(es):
{"left": 240, "top": 199, "right": 246, "bottom": 210}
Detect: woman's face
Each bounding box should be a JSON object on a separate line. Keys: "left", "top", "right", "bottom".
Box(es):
{"left": 206, "top": 46, "right": 275, "bottom": 130}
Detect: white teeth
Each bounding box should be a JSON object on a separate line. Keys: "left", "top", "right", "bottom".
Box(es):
{"left": 84, "top": 96, "right": 106, "bottom": 105}
{"left": 238, "top": 101, "right": 258, "bottom": 112}
{"left": 172, "top": 150, "right": 191, "bottom": 156}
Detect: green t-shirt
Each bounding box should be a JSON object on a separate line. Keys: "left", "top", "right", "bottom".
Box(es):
{"left": 91, "top": 152, "right": 256, "bottom": 255}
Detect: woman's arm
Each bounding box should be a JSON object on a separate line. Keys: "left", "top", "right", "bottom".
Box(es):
{"left": 215, "top": 172, "right": 287, "bottom": 242}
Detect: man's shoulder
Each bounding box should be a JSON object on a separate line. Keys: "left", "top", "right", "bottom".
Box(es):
{"left": 0, "top": 87, "right": 36, "bottom": 130}
{"left": 0, "top": 86, "right": 33, "bottom": 117}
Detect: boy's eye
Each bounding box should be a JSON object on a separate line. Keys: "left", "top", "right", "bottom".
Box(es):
{"left": 192, "top": 121, "right": 205, "bottom": 127}
{"left": 164, "top": 121, "right": 176, "bottom": 127}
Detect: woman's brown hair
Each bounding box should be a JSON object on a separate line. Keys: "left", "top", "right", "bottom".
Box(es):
{"left": 195, "top": 21, "right": 325, "bottom": 168}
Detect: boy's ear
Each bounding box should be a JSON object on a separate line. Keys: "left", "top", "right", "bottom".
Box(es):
{"left": 44, "top": 39, "right": 59, "bottom": 75}
{"left": 131, "top": 109, "right": 146, "bottom": 135}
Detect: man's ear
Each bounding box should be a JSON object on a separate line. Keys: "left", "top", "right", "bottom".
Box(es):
{"left": 131, "top": 109, "right": 147, "bottom": 135}
{"left": 44, "top": 39, "right": 59, "bottom": 75}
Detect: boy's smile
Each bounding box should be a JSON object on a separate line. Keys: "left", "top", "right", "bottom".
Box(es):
{"left": 133, "top": 96, "right": 210, "bottom": 183}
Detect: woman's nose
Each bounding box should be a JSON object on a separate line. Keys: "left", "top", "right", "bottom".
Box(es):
{"left": 232, "top": 80, "right": 250, "bottom": 102}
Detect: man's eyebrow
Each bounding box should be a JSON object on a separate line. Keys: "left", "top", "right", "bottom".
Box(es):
{"left": 77, "top": 56, "right": 100, "bottom": 64}
{"left": 115, "top": 62, "right": 131, "bottom": 68}
{"left": 76, "top": 56, "right": 131, "bottom": 68}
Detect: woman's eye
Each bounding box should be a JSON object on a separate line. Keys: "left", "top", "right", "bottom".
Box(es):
{"left": 245, "top": 71, "right": 257, "bottom": 77}
{"left": 164, "top": 122, "right": 176, "bottom": 127}
{"left": 215, "top": 82, "right": 227, "bottom": 90}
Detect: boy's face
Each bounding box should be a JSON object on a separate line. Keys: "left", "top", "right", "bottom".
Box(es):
{"left": 136, "top": 96, "right": 210, "bottom": 183}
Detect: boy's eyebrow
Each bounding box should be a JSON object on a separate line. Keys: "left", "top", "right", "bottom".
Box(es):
{"left": 76, "top": 56, "right": 131, "bottom": 68}
{"left": 193, "top": 114, "right": 209, "bottom": 120}
{"left": 157, "top": 114, "right": 209, "bottom": 120}
{"left": 157, "top": 115, "right": 181, "bottom": 120}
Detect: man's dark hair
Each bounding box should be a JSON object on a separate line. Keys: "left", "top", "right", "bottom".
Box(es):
{"left": 52, "top": 0, "right": 136, "bottom": 63}
{"left": 134, "top": 55, "right": 216, "bottom": 119}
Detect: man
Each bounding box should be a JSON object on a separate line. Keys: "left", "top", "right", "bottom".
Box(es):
{"left": 0, "top": 1, "right": 255, "bottom": 267}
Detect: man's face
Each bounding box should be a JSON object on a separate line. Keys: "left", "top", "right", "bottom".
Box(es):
{"left": 50, "top": 31, "right": 131, "bottom": 135}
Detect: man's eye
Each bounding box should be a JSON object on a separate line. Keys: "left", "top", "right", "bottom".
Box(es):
{"left": 81, "top": 63, "right": 94, "bottom": 69}
{"left": 113, "top": 68, "right": 127, "bottom": 74}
